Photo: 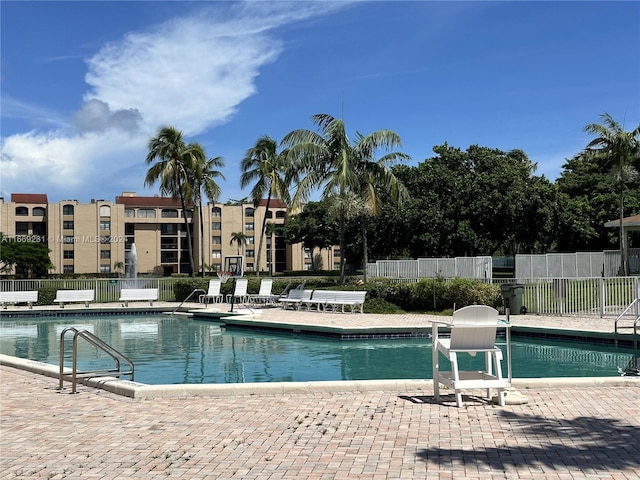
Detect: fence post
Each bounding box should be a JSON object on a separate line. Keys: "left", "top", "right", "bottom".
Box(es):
{"left": 599, "top": 277, "right": 605, "bottom": 318}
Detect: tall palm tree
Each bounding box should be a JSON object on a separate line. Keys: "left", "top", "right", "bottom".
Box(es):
{"left": 240, "top": 135, "right": 292, "bottom": 277}
{"left": 282, "top": 113, "right": 410, "bottom": 283}
{"left": 187, "top": 144, "right": 225, "bottom": 277}
{"left": 583, "top": 113, "right": 640, "bottom": 275}
{"left": 145, "top": 125, "right": 198, "bottom": 276}
{"left": 230, "top": 231, "right": 248, "bottom": 256}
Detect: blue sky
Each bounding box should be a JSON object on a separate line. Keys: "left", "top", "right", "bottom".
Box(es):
{"left": 1, "top": 1, "right": 639, "bottom": 203}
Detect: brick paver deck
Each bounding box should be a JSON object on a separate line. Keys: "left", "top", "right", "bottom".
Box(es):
{"left": 1, "top": 303, "right": 639, "bottom": 479}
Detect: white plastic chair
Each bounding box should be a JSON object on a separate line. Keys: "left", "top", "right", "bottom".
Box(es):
{"left": 432, "top": 305, "right": 509, "bottom": 407}
{"left": 226, "top": 278, "right": 248, "bottom": 304}
{"left": 248, "top": 279, "right": 277, "bottom": 304}
{"left": 199, "top": 280, "right": 222, "bottom": 304}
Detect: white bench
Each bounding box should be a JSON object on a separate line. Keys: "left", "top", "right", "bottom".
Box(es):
{"left": 280, "top": 289, "right": 313, "bottom": 310}
{"left": 0, "top": 291, "right": 38, "bottom": 309}
{"left": 303, "top": 290, "right": 367, "bottom": 313}
{"left": 54, "top": 289, "right": 94, "bottom": 308}
{"left": 119, "top": 288, "right": 158, "bottom": 307}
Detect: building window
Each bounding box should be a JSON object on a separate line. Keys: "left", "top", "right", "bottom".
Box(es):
{"left": 212, "top": 236, "right": 222, "bottom": 245}
{"left": 63, "top": 236, "right": 75, "bottom": 244}
{"left": 266, "top": 211, "right": 273, "bottom": 218}
{"left": 15, "top": 222, "right": 29, "bottom": 235}
{"left": 63, "top": 265, "right": 74, "bottom": 274}
{"left": 211, "top": 250, "right": 221, "bottom": 259}
{"left": 125, "top": 224, "right": 135, "bottom": 235}
{"left": 246, "top": 249, "right": 255, "bottom": 258}
{"left": 161, "top": 224, "right": 178, "bottom": 235}
{"left": 125, "top": 208, "right": 135, "bottom": 217}
{"left": 276, "top": 211, "right": 286, "bottom": 219}
{"left": 304, "top": 248, "right": 312, "bottom": 259}
{"left": 246, "top": 236, "right": 254, "bottom": 245}
{"left": 161, "top": 209, "right": 179, "bottom": 218}
{"left": 212, "top": 207, "right": 221, "bottom": 217}
{"left": 100, "top": 250, "right": 111, "bottom": 259}
{"left": 100, "top": 235, "right": 110, "bottom": 244}
{"left": 63, "top": 221, "right": 74, "bottom": 230}
{"left": 32, "top": 207, "right": 45, "bottom": 216}
{"left": 138, "top": 209, "right": 156, "bottom": 218}
{"left": 100, "top": 265, "right": 111, "bottom": 273}
{"left": 245, "top": 208, "right": 254, "bottom": 217}
{"left": 100, "top": 220, "right": 111, "bottom": 230}
{"left": 63, "top": 205, "right": 74, "bottom": 215}
{"left": 245, "top": 222, "right": 254, "bottom": 231}
{"left": 63, "top": 250, "right": 74, "bottom": 259}
{"left": 15, "top": 207, "right": 28, "bottom": 216}
{"left": 184, "top": 209, "right": 193, "bottom": 218}
{"left": 99, "top": 205, "right": 111, "bottom": 217}
{"left": 161, "top": 251, "right": 178, "bottom": 263}
{"left": 211, "top": 222, "right": 221, "bottom": 230}
{"left": 161, "top": 238, "right": 178, "bottom": 250}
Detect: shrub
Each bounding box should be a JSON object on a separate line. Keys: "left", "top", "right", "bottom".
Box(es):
{"left": 36, "top": 286, "right": 57, "bottom": 305}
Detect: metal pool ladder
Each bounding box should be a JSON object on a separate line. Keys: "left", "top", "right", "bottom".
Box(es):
{"left": 58, "top": 327, "right": 134, "bottom": 394}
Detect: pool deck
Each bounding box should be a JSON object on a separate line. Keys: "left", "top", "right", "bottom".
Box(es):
{"left": 1, "top": 302, "right": 639, "bottom": 479}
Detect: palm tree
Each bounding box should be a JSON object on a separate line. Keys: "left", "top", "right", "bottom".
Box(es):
{"left": 240, "top": 135, "right": 292, "bottom": 277}
{"left": 145, "top": 126, "right": 198, "bottom": 277}
{"left": 187, "top": 144, "right": 225, "bottom": 277}
{"left": 282, "top": 113, "right": 410, "bottom": 283}
{"left": 583, "top": 113, "right": 640, "bottom": 275}
{"left": 230, "top": 231, "right": 248, "bottom": 256}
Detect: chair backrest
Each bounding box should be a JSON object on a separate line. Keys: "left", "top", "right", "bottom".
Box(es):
{"left": 258, "top": 279, "right": 273, "bottom": 296}
{"left": 450, "top": 305, "right": 499, "bottom": 350}
{"left": 233, "top": 278, "right": 248, "bottom": 296}
{"left": 208, "top": 280, "right": 221, "bottom": 296}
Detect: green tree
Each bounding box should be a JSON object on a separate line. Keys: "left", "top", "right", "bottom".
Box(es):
{"left": 240, "top": 135, "right": 291, "bottom": 277}
{"left": 282, "top": 201, "right": 340, "bottom": 269}
{"left": 0, "top": 236, "right": 53, "bottom": 278}
{"left": 582, "top": 113, "right": 640, "bottom": 275}
{"left": 144, "top": 126, "right": 198, "bottom": 276}
{"left": 283, "top": 113, "right": 409, "bottom": 283}
{"left": 229, "top": 231, "right": 248, "bottom": 256}
{"left": 187, "top": 144, "right": 225, "bottom": 277}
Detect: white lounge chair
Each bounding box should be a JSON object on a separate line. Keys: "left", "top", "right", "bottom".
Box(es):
{"left": 226, "top": 278, "right": 248, "bottom": 304}
{"left": 280, "top": 289, "right": 313, "bottom": 310}
{"left": 432, "top": 305, "right": 510, "bottom": 407}
{"left": 199, "top": 280, "right": 222, "bottom": 304}
{"left": 248, "top": 279, "right": 278, "bottom": 304}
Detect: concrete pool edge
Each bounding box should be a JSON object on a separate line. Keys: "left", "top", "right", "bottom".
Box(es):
{"left": 2, "top": 353, "right": 637, "bottom": 400}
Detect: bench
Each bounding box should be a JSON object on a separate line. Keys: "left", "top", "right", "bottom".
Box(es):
{"left": 280, "top": 289, "right": 313, "bottom": 310}
{"left": 119, "top": 288, "right": 158, "bottom": 307}
{"left": 54, "top": 289, "right": 94, "bottom": 308}
{"left": 302, "top": 290, "right": 367, "bottom": 313}
{"left": 0, "top": 291, "right": 38, "bottom": 309}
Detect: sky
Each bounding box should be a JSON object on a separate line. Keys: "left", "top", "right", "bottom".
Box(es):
{"left": 1, "top": 1, "right": 639, "bottom": 204}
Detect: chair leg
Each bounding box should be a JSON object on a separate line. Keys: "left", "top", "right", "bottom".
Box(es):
{"left": 451, "top": 352, "right": 463, "bottom": 407}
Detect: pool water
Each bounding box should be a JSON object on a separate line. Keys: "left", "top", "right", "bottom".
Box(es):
{"left": 1, "top": 314, "right": 636, "bottom": 385}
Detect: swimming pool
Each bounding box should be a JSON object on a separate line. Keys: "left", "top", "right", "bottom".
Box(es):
{"left": 0, "top": 314, "right": 636, "bottom": 385}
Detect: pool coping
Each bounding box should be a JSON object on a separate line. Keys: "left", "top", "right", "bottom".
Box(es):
{"left": 2, "top": 354, "right": 638, "bottom": 400}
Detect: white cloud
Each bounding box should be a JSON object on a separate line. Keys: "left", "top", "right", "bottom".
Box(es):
{"left": 0, "top": 2, "right": 348, "bottom": 201}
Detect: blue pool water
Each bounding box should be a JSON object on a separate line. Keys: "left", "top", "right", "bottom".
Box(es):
{"left": 0, "top": 314, "right": 636, "bottom": 385}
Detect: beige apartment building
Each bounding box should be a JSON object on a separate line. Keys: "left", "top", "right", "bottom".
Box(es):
{"left": 0, "top": 193, "right": 340, "bottom": 277}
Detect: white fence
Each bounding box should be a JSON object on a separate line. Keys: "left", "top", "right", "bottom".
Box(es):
{"left": 0, "top": 278, "right": 177, "bottom": 303}
{"left": 516, "top": 249, "right": 640, "bottom": 279}
{"left": 366, "top": 257, "right": 492, "bottom": 281}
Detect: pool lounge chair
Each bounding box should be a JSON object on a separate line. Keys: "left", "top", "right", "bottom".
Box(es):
{"left": 248, "top": 279, "right": 279, "bottom": 305}
{"left": 199, "top": 279, "right": 223, "bottom": 304}
{"left": 226, "top": 278, "right": 249, "bottom": 304}
{"left": 432, "top": 305, "right": 510, "bottom": 407}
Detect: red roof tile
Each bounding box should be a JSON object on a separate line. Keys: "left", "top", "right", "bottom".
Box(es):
{"left": 10, "top": 193, "right": 48, "bottom": 204}
{"left": 116, "top": 196, "right": 192, "bottom": 208}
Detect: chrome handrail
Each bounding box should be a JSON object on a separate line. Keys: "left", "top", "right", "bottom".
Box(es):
{"left": 59, "top": 327, "right": 134, "bottom": 394}
{"left": 172, "top": 289, "right": 206, "bottom": 314}
{"left": 614, "top": 298, "right": 640, "bottom": 335}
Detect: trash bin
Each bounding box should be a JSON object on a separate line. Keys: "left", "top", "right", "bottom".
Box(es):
{"left": 500, "top": 283, "right": 525, "bottom": 315}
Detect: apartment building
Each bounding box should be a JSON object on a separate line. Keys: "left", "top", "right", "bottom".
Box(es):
{"left": 0, "top": 193, "right": 339, "bottom": 276}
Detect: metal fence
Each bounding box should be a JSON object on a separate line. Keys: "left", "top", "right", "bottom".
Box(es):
{"left": 0, "top": 278, "right": 177, "bottom": 303}
{"left": 366, "top": 257, "right": 492, "bottom": 281}
{"left": 516, "top": 249, "right": 640, "bottom": 279}
{"left": 503, "top": 276, "right": 639, "bottom": 317}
